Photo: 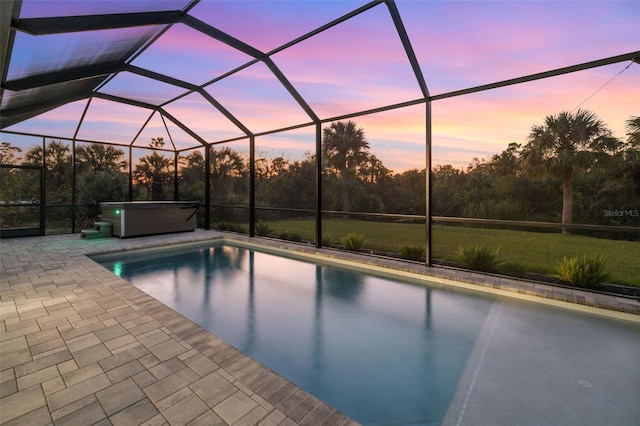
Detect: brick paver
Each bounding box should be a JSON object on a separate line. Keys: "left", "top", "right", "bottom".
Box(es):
{"left": 1, "top": 230, "right": 637, "bottom": 425}
{"left": 0, "top": 231, "right": 353, "bottom": 425}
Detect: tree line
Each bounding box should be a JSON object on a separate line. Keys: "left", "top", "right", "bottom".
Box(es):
{"left": 1, "top": 110, "right": 639, "bottom": 234}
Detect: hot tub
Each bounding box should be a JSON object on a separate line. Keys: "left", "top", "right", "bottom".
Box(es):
{"left": 100, "top": 202, "right": 199, "bottom": 238}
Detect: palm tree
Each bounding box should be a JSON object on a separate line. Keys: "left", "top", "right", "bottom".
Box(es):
{"left": 322, "top": 121, "right": 370, "bottom": 215}
{"left": 134, "top": 138, "right": 173, "bottom": 200}
{"left": 180, "top": 150, "right": 205, "bottom": 182}
{"left": 210, "top": 146, "right": 245, "bottom": 178}
{"left": 623, "top": 116, "right": 640, "bottom": 196}
{"left": 521, "top": 109, "right": 620, "bottom": 233}
{"left": 626, "top": 116, "right": 640, "bottom": 147}
{"left": 23, "top": 140, "right": 73, "bottom": 204}
{"left": 210, "top": 146, "right": 246, "bottom": 204}
{"left": 76, "top": 144, "right": 128, "bottom": 208}
{"left": 178, "top": 150, "right": 206, "bottom": 202}
{"left": 359, "top": 154, "right": 390, "bottom": 184}
{"left": 76, "top": 143, "right": 127, "bottom": 173}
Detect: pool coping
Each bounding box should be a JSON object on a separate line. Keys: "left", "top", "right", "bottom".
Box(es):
{"left": 219, "top": 235, "right": 640, "bottom": 322}
{"left": 1, "top": 230, "right": 638, "bottom": 425}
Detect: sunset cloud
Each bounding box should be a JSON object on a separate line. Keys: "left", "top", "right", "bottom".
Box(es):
{"left": 3, "top": 0, "right": 638, "bottom": 174}
{"left": 131, "top": 23, "right": 253, "bottom": 85}
{"left": 162, "top": 93, "right": 248, "bottom": 143}
{"left": 189, "top": 0, "right": 371, "bottom": 53}
{"left": 4, "top": 100, "right": 89, "bottom": 140}
{"left": 204, "top": 62, "right": 313, "bottom": 132}
{"left": 76, "top": 99, "right": 154, "bottom": 144}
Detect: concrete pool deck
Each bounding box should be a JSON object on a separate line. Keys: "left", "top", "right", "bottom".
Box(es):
{"left": 1, "top": 230, "right": 639, "bottom": 425}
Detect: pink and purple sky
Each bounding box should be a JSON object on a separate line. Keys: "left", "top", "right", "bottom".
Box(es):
{"left": 3, "top": 0, "right": 639, "bottom": 172}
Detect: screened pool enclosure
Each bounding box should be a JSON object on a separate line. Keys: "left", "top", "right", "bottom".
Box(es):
{"left": 1, "top": 0, "right": 639, "bottom": 282}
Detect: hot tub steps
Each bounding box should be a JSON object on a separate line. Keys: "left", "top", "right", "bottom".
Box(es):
{"left": 80, "top": 229, "right": 100, "bottom": 239}
{"left": 81, "top": 221, "right": 113, "bottom": 239}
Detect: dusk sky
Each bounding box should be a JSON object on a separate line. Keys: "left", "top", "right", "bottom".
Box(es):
{"left": 3, "top": 0, "right": 639, "bottom": 172}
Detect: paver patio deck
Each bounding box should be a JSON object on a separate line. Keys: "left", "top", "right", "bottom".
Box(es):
{"left": 1, "top": 230, "right": 638, "bottom": 425}
{"left": 1, "top": 231, "right": 356, "bottom": 425}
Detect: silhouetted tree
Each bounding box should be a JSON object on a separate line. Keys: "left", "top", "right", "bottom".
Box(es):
{"left": 76, "top": 143, "right": 128, "bottom": 208}
{"left": 210, "top": 146, "right": 246, "bottom": 204}
{"left": 0, "top": 143, "right": 25, "bottom": 206}
{"left": 387, "top": 169, "right": 426, "bottom": 215}
{"left": 179, "top": 149, "right": 206, "bottom": 202}
{"left": 322, "top": 121, "right": 370, "bottom": 215}
{"left": 359, "top": 154, "right": 390, "bottom": 184}
{"left": 23, "top": 140, "right": 72, "bottom": 204}
{"left": 76, "top": 143, "right": 127, "bottom": 173}
{"left": 622, "top": 116, "right": 640, "bottom": 197}
{"left": 0, "top": 142, "right": 22, "bottom": 165}
{"left": 521, "top": 109, "right": 620, "bottom": 233}
{"left": 134, "top": 137, "right": 173, "bottom": 200}
{"left": 626, "top": 116, "right": 640, "bottom": 147}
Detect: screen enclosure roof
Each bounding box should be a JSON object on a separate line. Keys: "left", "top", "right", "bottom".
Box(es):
{"left": 1, "top": 0, "right": 639, "bottom": 152}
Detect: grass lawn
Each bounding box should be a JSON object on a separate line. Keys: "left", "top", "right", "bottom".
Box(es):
{"left": 258, "top": 218, "right": 640, "bottom": 287}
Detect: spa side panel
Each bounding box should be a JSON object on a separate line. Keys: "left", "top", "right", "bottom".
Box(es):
{"left": 100, "top": 202, "right": 198, "bottom": 238}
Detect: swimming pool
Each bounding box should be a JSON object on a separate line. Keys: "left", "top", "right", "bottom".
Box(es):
{"left": 94, "top": 242, "right": 640, "bottom": 425}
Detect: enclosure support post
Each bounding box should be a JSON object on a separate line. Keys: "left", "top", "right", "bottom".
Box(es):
{"left": 249, "top": 135, "right": 256, "bottom": 237}
{"left": 39, "top": 136, "right": 46, "bottom": 235}
{"left": 315, "top": 123, "right": 322, "bottom": 248}
{"left": 425, "top": 101, "right": 432, "bottom": 266}
{"left": 174, "top": 151, "right": 179, "bottom": 201}
{"left": 128, "top": 146, "right": 133, "bottom": 202}
{"left": 204, "top": 145, "right": 210, "bottom": 230}
{"left": 71, "top": 139, "right": 76, "bottom": 233}
{"left": 72, "top": 98, "right": 90, "bottom": 232}
{"left": 387, "top": 0, "right": 432, "bottom": 265}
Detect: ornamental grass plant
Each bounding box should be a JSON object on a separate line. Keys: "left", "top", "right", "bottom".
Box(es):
{"left": 340, "top": 232, "right": 367, "bottom": 251}
{"left": 554, "top": 254, "right": 610, "bottom": 287}
{"left": 399, "top": 244, "right": 425, "bottom": 261}
{"left": 455, "top": 244, "right": 502, "bottom": 272}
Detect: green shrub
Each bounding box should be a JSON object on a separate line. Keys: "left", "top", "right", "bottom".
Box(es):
{"left": 276, "top": 230, "right": 299, "bottom": 241}
{"left": 340, "top": 232, "right": 367, "bottom": 251}
{"left": 321, "top": 234, "right": 336, "bottom": 246}
{"left": 255, "top": 221, "right": 272, "bottom": 236}
{"left": 554, "top": 254, "right": 610, "bottom": 287}
{"left": 455, "top": 245, "right": 502, "bottom": 272}
{"left": 399, "top": 244, "right": 425, "bottom": 261}
{"left": 216, "top": 222, "right": 246, "bottom": 233}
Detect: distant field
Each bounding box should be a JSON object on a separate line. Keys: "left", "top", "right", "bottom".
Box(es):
{"left": 256, "top": 218, "right": 640, "bottom": 287}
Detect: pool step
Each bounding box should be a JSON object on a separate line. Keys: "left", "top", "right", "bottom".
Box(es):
{"left": 94, "top": 221, "right": 113, "bottom": 238}
{"left": 80, "top": 229, "right": 101, "bottom": 239}
{"left": 80, "top": 221, "right": 113, "bottom": 239}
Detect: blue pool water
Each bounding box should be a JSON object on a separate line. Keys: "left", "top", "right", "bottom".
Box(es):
{"left": 95, "top": 242, "right": 640, "bottom": 425}
{"left": 97, "top": 243, "right": 495, "bottom": 424}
